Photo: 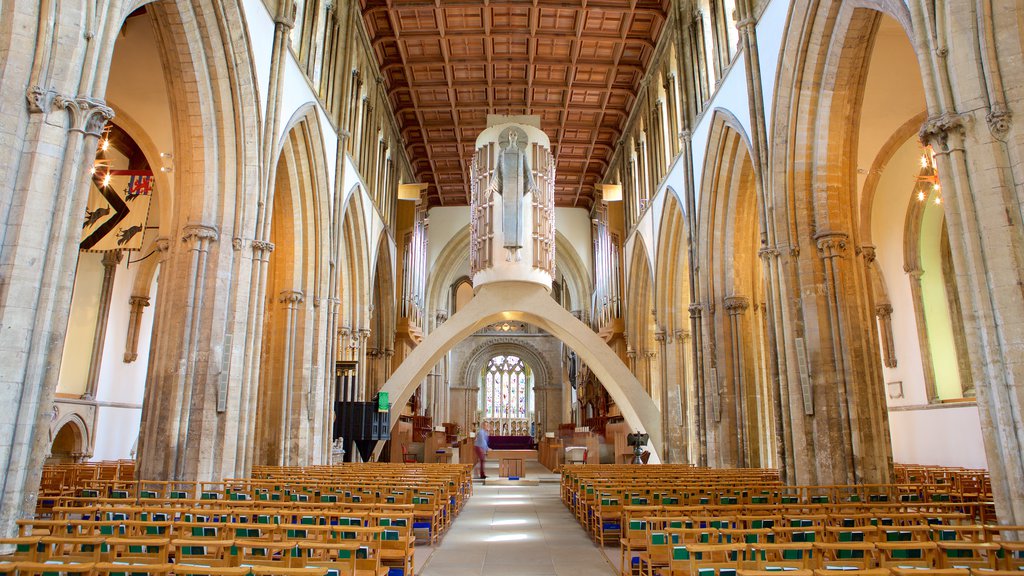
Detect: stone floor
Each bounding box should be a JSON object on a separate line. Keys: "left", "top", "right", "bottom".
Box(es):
{"left": 413, "top": 460, "right": 617, "bottom": 576}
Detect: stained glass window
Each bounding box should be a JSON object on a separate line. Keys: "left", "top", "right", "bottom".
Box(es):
{"left": 483, "top": 355, "right": 529, "bottom": 420}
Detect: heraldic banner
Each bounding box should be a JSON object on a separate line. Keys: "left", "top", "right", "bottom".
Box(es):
{"left": 81, "top": 170, "right": 154, "bottom": 252}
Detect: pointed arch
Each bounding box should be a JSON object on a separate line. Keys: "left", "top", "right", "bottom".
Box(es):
{"left": 696, "top": 111, "right": 773, "bottom": 469}
{"left": 655, "top": 189, "right": 693, "bottom": 462}
{"left": 625, "top": 234, "right": 658, "bottom": 400}
{"left": 766, "top": 0, "right": 922, "bottom": 485}
{"left": 253, "top": 110, "right": 331, "bottom": 466}
{"left": 340, "top": 187, "right": 371, "bottom": 332}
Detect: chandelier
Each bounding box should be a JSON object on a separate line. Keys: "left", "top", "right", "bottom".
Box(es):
{"left": 914, "top": 146, "right": 942, "bottom": 206}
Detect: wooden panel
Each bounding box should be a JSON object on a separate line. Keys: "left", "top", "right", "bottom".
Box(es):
{"left": 360, "top": 0, "right": 670, "bottom": 207}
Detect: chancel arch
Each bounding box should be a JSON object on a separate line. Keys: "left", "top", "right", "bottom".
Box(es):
{"left": 453, "top": 339, "right": 558, "bottom": 440}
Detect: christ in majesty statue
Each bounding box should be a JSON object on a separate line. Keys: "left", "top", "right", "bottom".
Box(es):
{"left": 491, "top": 127, "right": 535, "bottom": 261}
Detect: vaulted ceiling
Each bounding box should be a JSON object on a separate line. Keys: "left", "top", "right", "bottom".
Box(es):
{"left": 360, "top": 0, "right": 670, "bottom": 209}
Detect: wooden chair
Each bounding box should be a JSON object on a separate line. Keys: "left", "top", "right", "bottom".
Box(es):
{"left": 637, "top": 531, "right": 677, "bottom": 576}
{"left": 814, "top": 542, "right": 878, "bottom": 571}
{"left": 685, "top": 543, "right": 745, "bottom": 576}
{"left": 747, "top": 542, "right": 816, "bottom": 571}
{"left": 170, "top": 538, "right": 236, "bottom": 568}
{"left": 374, "top": 527, "right": 414, "bottom": 576}
{"left": 621, "top": 518, "right": 649, "bottom": 575}
{"left": 812, "top": 570, "right": 890, "bottom": 576}
{"left": 101, "top": 536, "right": 171, "bottom": 565}
{"left": 935, "top": 542, "right": 1000, "bottom": 571}
{"left": 876, "top": 541, "right": 939, "bottom": 569}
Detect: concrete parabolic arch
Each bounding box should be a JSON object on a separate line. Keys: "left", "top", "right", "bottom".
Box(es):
{"left": 373, "top": 281, "right": 663, "bottom": 462}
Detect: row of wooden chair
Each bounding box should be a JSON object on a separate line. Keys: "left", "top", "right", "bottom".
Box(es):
{"left": 627, "top": 537, "right": 1024, "bottom": 576}
{"left": 0, "top": 530, "right": 403, "bottom": 576}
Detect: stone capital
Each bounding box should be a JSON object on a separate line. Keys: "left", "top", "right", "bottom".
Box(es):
{"left": 27, "top": 86, "right": 60, "bottom": 114}
{"left": 814, "top": 231, "right": 849, "bottom": 258}
{"left": 723, "top": 295, "right": 750, "bottom": 315}
{"left": 861, "top": 244, "right": 877, "bottom": 264}
{"left": 252, "top": 239, "right": 276, "bottom": 254}
{"left": 758, "top": 246, "right": 780, "bottom": 261}
{"left": 875, "top": 303, "right": 893, "bottom": 317}
{"left": 55, "top": 94, "right": 115, "bottom": 137}
{"left": 129, "top": 295, "right": 150, "bottom": 308}
{"left": 688, "top": 302, "right": 704, "bottom": 318}
{"left": 919, "top": 112, "right": 969, "bottom": 150}
{"left": 279, "top": 290, "right": 305, "bottom": 305}
{"left": 181, "top": 224, "right": 219, "bottom": 246}
{"left": 274, "top": 0, "right": 297, "bottom": 28}
{"left": 987, "top": 104, "right": 1012, "bottom": 138}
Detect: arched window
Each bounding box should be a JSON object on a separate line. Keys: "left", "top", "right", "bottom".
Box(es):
{"left": 484, "top": 355, "right": 528, "bottom": 419}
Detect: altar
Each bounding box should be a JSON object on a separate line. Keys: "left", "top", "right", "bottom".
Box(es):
{"left": 487, "top": 435, "right": 535, "bottom": 450}
{"left": 488, "top": 448, "right": 538, "bottom": 478}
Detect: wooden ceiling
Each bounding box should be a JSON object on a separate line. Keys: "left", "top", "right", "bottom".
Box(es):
{"left": 360, "top": 0, "right": 669, "bottom": 208}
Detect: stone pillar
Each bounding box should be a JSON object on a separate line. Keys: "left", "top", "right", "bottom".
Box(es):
{"left": 0, "top": 87, "right": 113, "bottom": 539}
{"left": 278, "top": 290, "right": 304, "bottom": 465}
{"left": 654, "top": 327, "right": 671, "bottom": 461}
{"left": 904, "top": 266, "right": 938, "bottom": 402}
{"left": 674, "top": 328, "right": 692, "bottom": 463}
{"left": 355, "top": 329, "right": 370, "bottom": 400}
{"left": 724, "top": 296, "right": 750, "bottom": 467}
{"left": 875, "top": 304, "right": 897, "bottom": 369}
{"left": 689, "top": 302, "right": 708, "bottom": 466}
{"left": 137, "top": 224, "right": 234, "bottom": 481}
{"left": 124, "top": 296, "right": 151, "bottom": 363}
{"left": 85, "top": 251, "right": 123, "bottom": 398}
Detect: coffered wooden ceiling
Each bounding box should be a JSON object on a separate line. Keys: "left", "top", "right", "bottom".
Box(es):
{"left": 360, "top": 0, "right": 669, "bottom": 208}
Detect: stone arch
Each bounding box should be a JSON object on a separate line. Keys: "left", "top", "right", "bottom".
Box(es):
{"left": 462, "top": 339, "right": 554, "bottom": 437}
{"left": 340, "top": 188, "right": 371, "bottom": 333}
{"left": 554, "top": 231, "right": 592, "bottom": 316}
{"left": 766, "top": 0, "right": 924, "bottom": 485}
{"left": 625, "top": 235, "right": 658, "bottom": 401}
{"left": 48, "top": 417, "right": 89, "bottom": 464}
{"left": 425, "top": 225, "right": 471, "bottom": 323}
{"left": 374, "top": 282, "right": 664, "bottom": 461}
{"left": 116, "top": 0, "right": 262, "bottom": 482}
{"left": 654, "top": 190, "right": 692, "bottom": 463}
{"left": 450, "top": 276, "right": 474, "bottom": 314}
{"left": 365, "top": 234, "right": 397, "bottom": 398}
{"left": 460, "top": 340, "right": 553, "bottom": 394}
{"left": 697, "top": 111, "right": 773, "bottom": 469}
{"left": 858, "top": 112, "right": 928, "bottom": 246}
{"left": 253, "top": 111, "right": 331, "bottom": 466}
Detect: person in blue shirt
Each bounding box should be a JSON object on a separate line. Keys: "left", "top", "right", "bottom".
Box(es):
{"left": 473, "top": 422, "right": 490, "bottom": 479}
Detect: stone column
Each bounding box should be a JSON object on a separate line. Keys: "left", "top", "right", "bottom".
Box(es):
{"left": 689, "top": 302, "right": 708, "bottom": 466}
{"left": 85, "top": 250, "right": 123, "bottom": 398}
{"left": 355, "top": 329, "right": 370, "bottom": 400}
{"left": 278, "top": 290, "right": 304, "bottom": 465}
{"left": 123, "top": 296, "right": 151, "bottom": 363}
{"left": 674, "top": 328, "right": 692, "bottom": 463}
{"left": 654, "top": 327, "right": 671, "bottom": 461}
{"left": 724, "top": 295, "right": 750, "bottom": 467}
{"left": 0, "top": 89, "right": 113, "bottom": 538}
{"left": 875, "top": 304, "right": 897, "bottom": 369}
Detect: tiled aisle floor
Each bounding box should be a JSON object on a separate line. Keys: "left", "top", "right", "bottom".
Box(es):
{"left": 414, "top": 461, "right": 617, "bottom": 576}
